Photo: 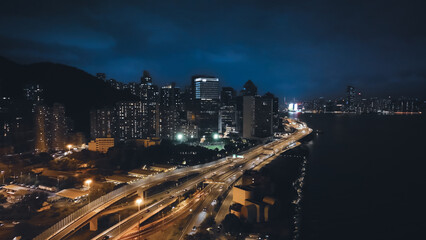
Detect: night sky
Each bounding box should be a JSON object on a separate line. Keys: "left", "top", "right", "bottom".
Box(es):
{"left": 1, "top": 0, "right": 425, "bottom": 100}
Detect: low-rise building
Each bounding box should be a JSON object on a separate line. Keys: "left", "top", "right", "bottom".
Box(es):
{"left": 134, "top": 138, "right": 161, "bottom": 148}
{"left": 149, "top": 164, "right": 177, "bottom": 172}
{"left": 230, "top": 181, "right": 277, "bottom": 223}
{"left": 56, "top": 188, "right": 88, "bottom": 201}
{"left": 128, "top": 169, "right": 158, "bottom": 178}
{"left": 105, "top": 175, "right": 138, "bottom": 184}
{"left": 88, "top": 137, "right": 115, "bottom": 153}
{"left": 232, "top": 185, "right": 254, "bottom": 206}
{"left": 2, "top": 185, "right": 30, "bottom": 203}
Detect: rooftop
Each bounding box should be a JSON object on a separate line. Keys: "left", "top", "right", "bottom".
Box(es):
{"left": 56, "top": 188, "right": 88, "bottom": 200}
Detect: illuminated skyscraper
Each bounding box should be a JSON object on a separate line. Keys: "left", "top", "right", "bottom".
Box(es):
{"left": 50, "top": 103, "right": 67, "bottom": 151}
{"left": 159, "top": 83, "right": 181, "bottom": 139}
{"left": 219, "top": 87, "right": 237, "bottom": 135}
{"left": 34, "top": 105, "right": 49, "bottom": 152}
{"left": 191, "top": 76, "right": 220, "bottom": 137}
{"left": 140, "top": 71, "right": 159, "bottom": 138}
{"left": 116, "top": 101, "right": 142, "bottom": 140}
{"left": 241, "top": 81, "right": 274, "bottom": 138}
{"left": 90, "top": 107, "right": 114, "bottom": 139}
{"left": 346, "top": 86, "right": 356, "bottom": 112}
{"left": 34, "top": 103, "right": 68, "bottom": 152}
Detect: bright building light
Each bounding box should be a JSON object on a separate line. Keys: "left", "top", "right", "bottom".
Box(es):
{"left": 85, "top": 179, "right": 92, "bottom": 188}
{"left": 177, "top": 133, "right": 183, "bottom": 140}
{"left": 213, "top": 133, "right": 219, "bottom": 140}
{"left": 289, "top": 103, "right": 294, "bottom": 111}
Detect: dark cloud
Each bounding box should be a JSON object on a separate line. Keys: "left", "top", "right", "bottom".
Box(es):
{"left": 1, "top": 0, "right": 425, "bottom": 100}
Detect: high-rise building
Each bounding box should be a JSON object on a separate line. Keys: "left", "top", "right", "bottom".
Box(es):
{"left": 221, "top": 87, "right": 236, "bottom": 106}
{"left": 24, "top": 84, "right": 44, "bottom": 113}
{"left": 219, "top": 87, "right": 237, "bottom": 136}
{"left": 263, "top": 92, "right": 279, "bottom": 132}
{"left": 159, "top": 83, "right": 181, "bottom": 140}
{"left": 254, "top": 96, "right": 273, "bottom": 138}
{"left": 241, "top": 80, "right": 274, "bottom": 139}
{"left": 242, "top": 96, "right": 256, "bottom": 139}
{"left": 346, "top": 86, "right": 355, "bottom": 112}
{"left": 116, "top": 101, "right": 142, "bottom": 140}
{"left": 24, "top": 84, "right": 44, "bottom": 103}
{"left": 34, "top": 105, "right": 49, "bottom": 152}
{"left": 193, "top": 77, "right": 220, "bottom": 100}
{"left": 140, "top": 71, "right": 159, "bottom": 138}
{"left": 191, "top": 76, "right": 220, "bottom": 137}
{"left": 107, "top": 78, "right": 124, "bottom": 90}
{"left": 50, "top": 103, "right": 67, "bottom": 151}
{"left": 34, "top": 103, "right": 68, "bottom": 152}
{"left": 128, "top": 82, "right": 140, "bottom": 97}
{"left": 241, "top": 80, "right": 257, "bottom": 96}
{"left": 90, "top": 107, "right": 115, "bottom": 139}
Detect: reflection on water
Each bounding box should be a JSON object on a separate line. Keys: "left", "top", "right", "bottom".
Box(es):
{"left": 293, "top": 113, "right": 425, "bottom": 240}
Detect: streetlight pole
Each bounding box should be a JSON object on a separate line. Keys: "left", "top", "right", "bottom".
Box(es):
{"left": 118, "top": 213, "right": 121, "bottom": 235}
{"left": 136, "top": 198, "right": 143, "bottom": 240}
{"left": 85, "top": 179, "right": 92, "bottom": 203}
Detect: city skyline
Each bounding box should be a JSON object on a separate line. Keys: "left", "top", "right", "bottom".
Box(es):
{"left": 1, "top": 0, "right": 426, "bottom": 100}
{"left": 0, "top": 2, "right": 424, "bottom": 240}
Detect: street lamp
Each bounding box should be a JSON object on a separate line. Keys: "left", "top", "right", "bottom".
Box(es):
{"left": 67, "top": 144, "right": 72, "bottom": 152}
{"left": 135, "top": 197, "right": 143, "bottom": 240}
{"left": 177, "top": 133, "right": 183, "bottom": 141}
{"left": 85, "top": 179, "right": 92, "bottom": 189}
{"left": 136, "top": 198, "right": 143, "bottom": 211}
{"left": 85, "top": 179, "right": 93, "bottom": 203}
{"left": 213, "top": 133, "right": 219, "bottom": 140}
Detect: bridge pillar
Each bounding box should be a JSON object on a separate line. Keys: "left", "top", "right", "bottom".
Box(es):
{"left": 137, "top": 188, "right": 145, "bottom": 198}
{"left": 89, "top": 216, "right": 98, "bottom": 231}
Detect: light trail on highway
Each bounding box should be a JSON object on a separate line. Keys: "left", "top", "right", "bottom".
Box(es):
{"left": 35, "top": 121, "right": 310, "bottom": 240}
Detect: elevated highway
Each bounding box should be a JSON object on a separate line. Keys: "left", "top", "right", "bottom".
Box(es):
{"left": 34, "top": 124, "right": 311, "bottom": 240}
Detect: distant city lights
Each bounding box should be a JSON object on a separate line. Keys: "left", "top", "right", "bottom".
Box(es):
{"left": 289, "top": 103, "right": 301, "bottom": 112}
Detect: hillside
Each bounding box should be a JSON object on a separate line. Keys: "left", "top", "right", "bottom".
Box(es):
{"left": 0, "top": 56, "right": 138, "bottom": 134}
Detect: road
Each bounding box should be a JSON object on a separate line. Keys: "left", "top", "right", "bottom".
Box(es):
{"left": 36, "top": 121, "right": 310, "bottom": 240}
{"left": 178, "top": 124, "right": 311, "bottom": 239}
{"left": 120, "top": 123, "right": 312, "bottom": 240}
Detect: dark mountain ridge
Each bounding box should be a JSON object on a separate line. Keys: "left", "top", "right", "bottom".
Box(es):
{"left": 0, "top": 56, "right": 138, "bottom": 134}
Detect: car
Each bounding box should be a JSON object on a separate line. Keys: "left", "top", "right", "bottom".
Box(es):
{"left": 202, "top": 207, "right": 207, "bottom": 212}
{"left": 101, "top": 235, "right": 110, "bottom": 240}
{"left": 146, "top": 209, "right": 150, "bottom": 213}
{"left": 12, "top": 221, "right": 20, "bottom": 225}
{"left": 192, "top": 226, "right": 197, "bottom": 231}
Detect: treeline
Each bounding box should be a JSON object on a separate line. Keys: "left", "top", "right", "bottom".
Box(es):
{"left": 71, "top": 138, "right": 257, "bottom": 172}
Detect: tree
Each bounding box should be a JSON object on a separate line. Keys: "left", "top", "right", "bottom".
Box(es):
{"left": 32, "top": 152, "right": 53, "bottom": 164}
{"left": 222, "top": 213, "right": 242, "bottom": 234}
{"left": 200, "top": 215, "right": 216, "bottom": 229}
{"left": 0, "top": 194, "right": 7, "bottom": 204}
{"left": 184, "top": 230, "right": 211, "bottom": 240}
